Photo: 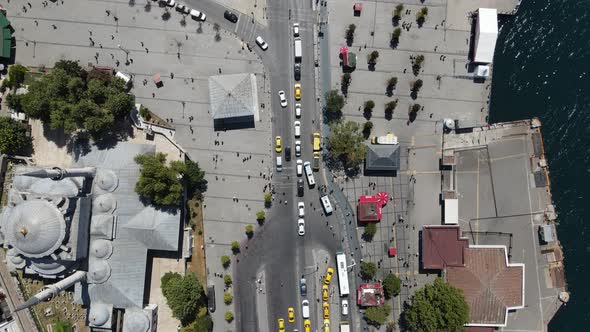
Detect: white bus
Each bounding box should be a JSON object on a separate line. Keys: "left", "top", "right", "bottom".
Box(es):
{"left": 335, "top": 252, "right": 350, "bottom": 296}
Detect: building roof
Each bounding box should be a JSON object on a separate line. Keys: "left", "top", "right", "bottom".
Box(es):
{"left": 356, "top": 283, "right": 384, "bottom": 307}
{"left": 474, "top": 8, "right": 498, "bottom": 63}
{"left": 421, "top": 226, "right": 468, "bottom": 269}
{"left": 446, "top": 246, "right": 525, "bottom": 327}
{"left": 208, "top": 73, "right": 259, "bottom": 121}
{"left": 365, "top": 144, "right": 401, "bottom": 172}
{"left": 0, "top": 14, "right": 11, "bottom": 59}
{"left": 358, "top": 195, "right": 383, "bottom": 222}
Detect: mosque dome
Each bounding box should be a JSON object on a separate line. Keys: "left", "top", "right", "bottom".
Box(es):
{"left": 90, "top": 240, "right": 113, "bottom": 259}
{"left": 5, "top": 200, "right": 66, "bottom": 258}
{"left": 93, "top": 194, "right": 117, "bottom": 214}
{"left": 124, "top": 310, "right": 150, "bottom": 332}
{"left": 89, "top": 304, "right": 111, "bottom": 326}
{"left": 88, "top": 260, "right": 112, "bottom": 284}
{"left": 95, "top": 170, "right": 119, "bottom": 192}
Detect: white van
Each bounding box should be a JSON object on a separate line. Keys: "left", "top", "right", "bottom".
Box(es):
{"left": 276, "top": 156, "right": 283, "bottom": 172}
{"left": 190, "top": 9, "right": 206, "bottom": 21}
{"left": 320, "top": 195, "right": 333, "bottom": 215}
{"left": 303, "top": 161, "right": 315, "bottom": 187}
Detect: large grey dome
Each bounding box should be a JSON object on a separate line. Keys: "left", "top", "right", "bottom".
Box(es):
{"left": 123, "top": 310, "right": 150, "bottom": 332}
{"left": 89, "top": 303, "right": 111, "bottom": 326}
{"left": 4, "top": 200, "right": 66, "bottom": 258}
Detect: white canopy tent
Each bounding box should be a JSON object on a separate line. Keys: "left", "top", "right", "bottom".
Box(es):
{"left": 474, "top": 8, "right": 498, "bottom": 64}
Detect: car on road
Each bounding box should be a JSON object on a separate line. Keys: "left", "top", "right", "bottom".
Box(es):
{"left": 285, "top": 146, "right": 291, "bottom": 161}
{"left": 323, "top": 302, "right": 330, "bottom": 319}
{"left": 296, "top": 159, "right": 303, "bottom": 176}
{"left": 288, "top": 307, "right": 295, "bottom": 323}
{"left": 293, "top": 22, "right": 300, "bottom": 37}
{"left": 298, "top": 202, "right": 305, "bottom": 217}
{"left": 297, "top": 179, "right": 304, "bottom": 197}
{"left": 323, "top": 319, "right": 330, "bottom": 332}
{"left": 313, "top": 132, "right": 321, "bottom": 151}
{"left": 304, "top": 320, "right": 311, "bottom": 332}
{"left": 276, "top": 156, "right": 282, "bottom": 172}
{"left": 275, "top": 136, "right": 282, "bottom": 153}
{"left": 161, "top": 0, "right": 175, "bottom": 7}
{"left": 224, "top": 10, "right": 238, "bottom": 23}
{"left": 295, "top": 141, "right": 301, "bottom": 157}
{"left": 295, "top": 103, "right": 301, "bottom": 118}
{"left": 190, "top": 9, "right": 206, "bottom": 21}
{"left": 300, "top": 277, "right": 307, "bottom": 296}
{"left": 301, "top": 300, "right": 310, "bottom": 318}
{"left": 320, "top": 195, "right": 333, "bottom": 214}
{"left": 278, "top": 318, "right": 285, "bottom": 332}
{"left": 294, "top": 63, "right": 301, "bottom": 81}
{"left": 297, "top": 218, "right": 305, "bottom": 236}
{"left": 324, "top": 267, "right": 334, "bottom": 285}
{"left": 322, "top": 284, "right": 329, "bottom": 301}
{"left": 175, "top": 4, "right": 190, "bottom": 14}
{"left": 278, "top": 90, "right": 287, "bottom": 107}
{"left": 294, "top": 121, "right": 301, "bottom": 138}
{"left": 255, "top": 36, "right": 268, "bottom": 50}
{"left": 341, "top": 299, "right": 349, "bottom": 316}
{"left": 294, "top": 83, "right": 301, "bottom": 100}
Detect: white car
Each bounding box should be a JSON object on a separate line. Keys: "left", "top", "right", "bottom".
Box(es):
{"left": 301, "top": 299, "right": 310, "bottom": 318}
{"left": 190, "top": 9, "right": 206, "bottom": 21}
{"left": 294, "top": 121, "right": 301, "bottom": 138}
{"left": 295, "top": 103, "right": 301, "bottom": 118}
{"left": 176, "top": 4, "right": 190, "bottom": 14}
{"left": 293, "top": 23, "right": 300, "bottom": 37}
{"left": 295, "top": 140, "right": 301, "bottom": 157}
{"left": 162, "top": 0, "right": 176, "bottom": 7}
{"left": 296, "top": 159, "right": 303, "bottom": 176}
{"left": 255, "top": 36, "right": 268, "bottom": 50}
{"left": 298, "top": 218, "right": 305, "bottom": 236}
{"left": 298, "top": 202, "right": 305, "bottom": 217}
{"left": 278, "top": 90, "right": 287, "bottom": 107}
{"left": 341, "top": 299, "right": 349, "bottom": 316}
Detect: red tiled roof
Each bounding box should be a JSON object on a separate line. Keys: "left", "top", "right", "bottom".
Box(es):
{"left": 358, "top": 195, "right": 382, "bottom": 222}
{"left": 356, "top": 283, "right": 384, "bottom": 307}
{"left": 447, "top": 247, "right": 524, "bottom": 326}
{"left": 421, "top": 226, "right": 468, "bottom": 269}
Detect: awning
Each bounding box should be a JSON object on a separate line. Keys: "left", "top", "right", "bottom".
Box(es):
{"left": 152, "top": 73, "right": 161, "bottom": 83}
{"left": 354, "top": 3, "right": 363, "bottom": 12}
{"left": 1, "top": 38, "right": 10, "bottom": 59}
{"left": 339, "top": 46, "right": 349, "bottom": 54}
{"left": 348, "top": 52, "right": 357, "bottom": 67}
{"left": 376, "top": 192, "right": 389, "bottom": 206}
{"left": 388, "top": 247, "right": 397, "bottom": 257}
{"left": 0, "top": 13, "right": 9, "bottom": 29}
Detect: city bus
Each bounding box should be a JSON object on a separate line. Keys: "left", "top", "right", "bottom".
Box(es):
{"left": 335, "top": 252, "right": 350, "bottom": 296}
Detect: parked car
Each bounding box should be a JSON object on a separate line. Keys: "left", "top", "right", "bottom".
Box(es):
{"left": 224, "top": 10, "right": 238, "bottom": 23}
{"left": 190, "top": 9, "right": 206, "bottom": 21}
{"left": 297, "top": 218, "right": 305, "bottom": 236}
{"left": 285, "top": 146, "right": 291, "bottom": 161}
{"left": 298, "top": 202, "right": 305, "bottom": 217}
{"left": 300, "top": 277, "right": 307, "bottom": 296}
{"left": 294, "top": 63, "right": 301, "bottom": 81}
{"left": 301, "top": 300, "right": 310, "bottom": 319}
{"left": 207, "top": 286, "right": 215, "bottom": 312}
{"left": 176, "top": 4, "right": 190, "bottom": 14}
{"left": 275, "top": 136, "right": 282, "bottom": 153}
{"left": 295, "top": 140, "right": 302, "bottom": 157}
{"left": 295, "top": 103, "right": 301, "bottom": 118}
{"left": 296, "top": 159, "right": 303, "bottom": 176}
{"left": 293, "top": 22, "right": 300, "bottom": 37}
{"left": 294, "top": 121, "right": 301, "bottom": 138}
{"left": 294, "top": 83, "right": 301, "bottom": 100}
{"left": 255, "top": 36, "right": 268, "bottom": 50}
{"left": 278, "top": 90, "right": 287, "bottom": 107}
{"left": 297, "top": 179, "right": 304, "bottom": 197}
{"left": 341, "top": 299, "right": 349, "bottom": 316}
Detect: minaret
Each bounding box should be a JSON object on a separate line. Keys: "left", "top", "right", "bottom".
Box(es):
{"left": 21, "top": 167, "right": 96, "bottom": 180}
{"left": 14, "top": 271, "right": 87, "bottom": 312}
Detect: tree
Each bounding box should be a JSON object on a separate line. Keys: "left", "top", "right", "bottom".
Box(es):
{"left": 231, "top": 241, "right": 240, "bottom": 254}
{"left": 224, "top": 275, "right": 232, "bottom": 287}
{"left": 412, "top": 79, "right": 423, "bottom": 92}
{"left": 224, "top": 292, "right": 233, "bottom": 305}
{"left": 181, "top": 315, "right": 213, "bottom": 332}
{"left": 134, "top": 153, "right": 185, "bottom": 206}
{"left": 362, "top": 121, "right": 373, "bottom": 139}
{"left": 386, "top": 321, "right": 397, "bottom": 332}
{"left": 224, "top": 311, "right": 234, "bottom": 322}
{"left": 263, "top": 193, "right": 272, "bottom": 204}
{"left": 410, "top": 104, "right": 421, "bottom": 114}
{"left": 7, "top": 64, "right": 28, "bottom": 89}
{"left": 144, "top": 1, "right": 151, "bottom": 12}
{"left": 327, "top": 121, "right": 367, "bottom": 169}
{"left": 412, "top": 55, "right": 425, "bottom": 76}
{"left": 160, "top": 272, "right": 204, "bottom": 325}
{"left": 368, "top": 51, "right": 380, "bottom": 64}
{"left": 104, "top": 91, "right": 134, "bottom": 119}
{"left": 184, "top": 159, "right": 208, "bottom": 200}
{"left": 54, "top": 59, "right": 83, "bottom": 77}
{"left": 245, "top": 224, "right": 254, "bottom": 234}
{"left": 364, "top": 304, "right": 391, "bottom": 327}
{"left": 180, "top": 16, "right": 187, "bottom": 27}
{"left": 324, "top": 90, "right": 345, "bottom": 121}
{"left": 140, "top": 105, "right": 152, "bottom": 121}
{"left": 385, "top": 100, "right": 398, "bottom": 115}
{"left": 364, "top": 100, "right": 375, "bottom": 113}
{"left": 391, "top": 28, "right": 402, "bottom": 46}
{"left": 360, "top": 261, "right": 377, "bottom": 280}
{"left": 341, "top": 73, "right": 351, "bottom": 95}
{"left": 0, "top": 117, "right": 32, "bottom": 155}
{"left": 386, "top": 77, "right": 398, "bottom": 95}
{"left": 393, "top": 4, "right": 404, "bottom": 19}
{"left": 416, "top": 7, "right": 429, "bottom": 25}
{"left": 401, "top": 278, "right": 469, "bottom": 332}
{"left": 383, "top": 273, "right": 401, "bottom": 298}
{"left": 363, "top": 222, "right": 377, "bottom": 240}
{"left": 221, "top": 255, "right": 231, "bottom": 268}
{"left": 53, "top": 320, "right": 74, "bottom": 332}
{"left": 256, "top": 210, "right": 266, "bottom": 221}
{"left": 6, "top": 93, "right": 23, "bottom": 111}
{"left": 346, "top": 24, "right": 356, "bottom": 44}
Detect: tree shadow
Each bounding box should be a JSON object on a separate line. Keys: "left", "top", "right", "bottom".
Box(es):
{"left": 392, "top": 17, "right": 400, "bottom": 27}
{"left": 385, "top": 111, "right": 393, "bottom": 121}
{"left": 346, "top": 37, "right": 353, "bottom": 47}
{"left": 386, "top": 86, "right": 395, "bottom": 97}
{"left": 389, "top": 39, "right": 399, "bottom": 49}
{"left": 368, "top": 63, "right": 376, "bottom": 71}
{"left": 410, "top": 90, "right": 418, "bottom": 100}
{"left": 341, "top": 84, "right": 349, "bottom": 96}
{"left": 417, "top": 17, "right": 425, "bottom": 28}
{"left": 322, "top": 108, "right": 343, "bottom": 125}
{"left": 363, "top": 110, "right": 372, "bottom": 120}
{"left": 409, "top": 111, "right": 418, "bottom": 123}
{"left": 41, "top": 122, "right": 69, "bottom": 148}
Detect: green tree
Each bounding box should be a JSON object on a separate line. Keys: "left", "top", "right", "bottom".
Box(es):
{"left": 54, "top": 59, "right": 83, "bottom": 77}
{"left": 263, "top": 193, "right": 272, "bottom": 204}
{"left": 221, "top": 255, "right": 231, "bottom": 268}
{"left": 162, "top": 9, "right": 171, "bottom": 20}
{"left": 393, "top": 4, "right": 404, "bottom": 19}
{"left": 387, "top": 77, "right": 398, "bottom": 92}
{"left": 410, "top": 104, "right": 421, "bottom": 114}
{"left": 7, "top": 64, "right": 28, "bottom": 89}
{"left": 53, "top": 320, "right": 74, "bottom": 332}
{"left": 140, "top": 105, "right": 152, "bottom": 121}
{"left": 362, "top": 121, "right": 373, "bottom": 139}
{"left": 368, "top": 51, "right": 380, "bottom": 64}
{"left": 324, "top": 90, "right": 345, "bottom": 120}
{"left": 327, "top": 121, "right": 367, "bottom": 169}
{"left": 225, "top": 311, "right": 234, "bottom": 322}
{"left": 256, "top": 210, "right": 266, "bottom": 221}
{"left": 412, "top": 55, "right": 425, "bottom": 76}
{"left": 224, "top": 275, "right": 232, "bottom": 286}
{"left": 184, "top": 159, "right": 208, "bottom": 200}
{"left": 181, "top": 315, "right": 213, "bottom": 332}
{"left": 104, "top": 91, "right": 134, "bottom": 118}
{"left": 391, "top": 28, "right": 402, "bottom": 45}
{"left": 224, "top": 292, "right": 233, "bottom": 304}
{"left": 134, "top": 153, "right": 185, "bottom": 206}
{"left": 0, "top": 117, "right": 32, "bottom": 155}
{"left": 383, "top": 273, "right": 401, "bottom": 298}
{"left": 364, "top": 100, "right": 375, "bottom": 113}
{"left": 363, "top": 222, "right": 377, "bottom": 240}
{"left": 6, "top": 93, "right": 23, "bottom": 111}
{"left": 360, "top": 261, "right": 377, "bottom": 280}
{"left": 402, "top": 278, "right": 469, "bottom": 332}
{"left": 245, "top": 225, "right": 254, "bottom": 236}
{"left": 346, "top": 24, "right": 356, "bottom": 43}
{"left": 231, "top": 241, "right": 240, "bottom": 254}
{"left": 364, "top": 304, "right": 391, "bottom": 327}
{"left": 385, "top": 100, "right": 398, "bottom": 115}
{"left": 160, "top": 272, "right": 204, "bottom": 325}
{"left": 341, "top": 73, "right": 351, "bottom": 94}
{"left": 412, "top": 79, "right": 424, "bottom": 92}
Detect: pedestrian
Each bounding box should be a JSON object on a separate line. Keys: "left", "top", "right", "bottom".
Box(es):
{"left": 51, "top": 24, "right": 57, "bottom": 29}
{"left": 145, "top": 48, "right": 149, "bottom": 53}
{"left": 170, "top": 73, "right": 174, "bottom": 79}
{"left": 34, "top": 20, "right": 38, "bottom": 26}
{"left": 116, "top": 60, "right": 120, "bottom": 66}
{"left": 152, "top": 92, "right": 155, "bottom": 98}
{"left": 429, "top": 113, "right": 433, "bottom": 118}
{"left": 130, "top": 58, "right": 133, "bottom": 64}
{"left": 27, "top": 2, "right": 32, "bottom": 8}
{"left": 110, "top": 53, "right": 114, "bottom": 59}
{"left": 218, "top": 68, "right": 222, "bottom": 74}
{"left": 106, "top": 9, "right": 111, "bottom": 16}
{"left": 111, "top": 35, "right": 114, "bottom": 40}
{"left": 140, "top": 41, "right": 144, "bottom": 47}
{"left": 114, "top": 16, "right": 118, "bottom": 22}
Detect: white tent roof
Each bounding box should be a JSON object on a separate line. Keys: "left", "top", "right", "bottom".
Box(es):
{"left": 474, "top": 8, "right": 498, "bottom": 64}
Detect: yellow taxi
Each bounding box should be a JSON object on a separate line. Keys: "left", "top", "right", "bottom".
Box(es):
{"left": 294, "top": 83, "right": 302, "bottom": 100}
{"left": 313, "top": 132, "right": 321, "bottom": 151}
{"left": 275, "top": 136, "right": 282, "bottom": 153}
{"left": 322, "top": 284, "right": 329, "bottom": 301}
{"left": 323, "top": 302, "right": 330, "bottom": 319}
{"left": 304, "top": 319, "right": 311, "bottom": 332}
{"left": 323, "top": 319, "right": 330, "bottom": 332}
{"left": 278, "top": 318, "right": 285, "bottom": 332}
{"left": 288, "top": 307, "right": 295, "bottom": 323}
{"left": 324, "top": 267, "right": 334, "bottom": 285}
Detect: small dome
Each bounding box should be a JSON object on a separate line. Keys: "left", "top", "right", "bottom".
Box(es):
{"left": 90, "top": 240, "right": 113, "bottom": 259}
{"left": 12, "top": 176, "right": 35, "bottom": 191}
{"left": 88, "top": 260, "right": 111, "bottom": 284}
{"left": 7, "top": 249, "right": 25, "bottom": 267}
{"left": 93, "top": 194, "right": 117, "bottom": 214}
{"left": 89, "top": 304, "right": 111, "bottom": 326}
{"left": 96, "top": 170, "right": 119, "bottom": 192}
{"left": 124, "top": 310, "right": 150, "bottom": 332}
{"left": 4, "top": 200, "right": 66, "bottom": 258}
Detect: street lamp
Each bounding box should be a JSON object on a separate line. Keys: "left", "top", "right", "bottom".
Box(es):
{"left": 117, "top": 44, "right": 130, "bottom": 65}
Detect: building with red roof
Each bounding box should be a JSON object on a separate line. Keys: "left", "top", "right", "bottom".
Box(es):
{"left": 356, "top": 283, "right": 384, "bottom": 307}
{"left": 357, "top": 192, "right": 389, "bottom": 222}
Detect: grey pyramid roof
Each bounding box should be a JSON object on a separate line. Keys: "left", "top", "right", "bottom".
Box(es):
{"left": 208, "top": 73, "right": 259, "bottom": 121}
{"left": 365, "top": 145, "right": 401, "bottom": 171}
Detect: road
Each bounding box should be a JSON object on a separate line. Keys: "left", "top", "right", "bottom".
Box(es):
{"left": 0, "top": 250, "right": 37, "bottom": 332}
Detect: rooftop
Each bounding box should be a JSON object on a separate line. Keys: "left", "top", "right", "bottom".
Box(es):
{"left": 364, "top": 144, "right": 401, "bottom": 173}
{"left": 356, "top": 283, "right": 384, "bottom": 307}
{"left": 421, "top": 226, "right": 468, "bottom": 269}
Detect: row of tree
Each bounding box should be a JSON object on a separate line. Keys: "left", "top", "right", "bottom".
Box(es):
{"left": 161, "top": 272, "right": 213, "bottom": 331}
